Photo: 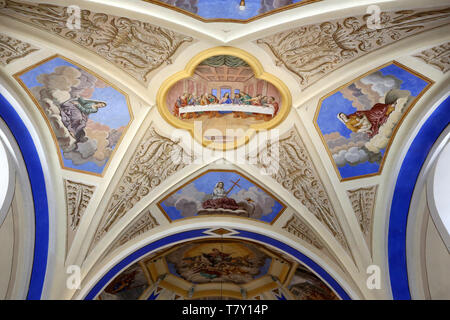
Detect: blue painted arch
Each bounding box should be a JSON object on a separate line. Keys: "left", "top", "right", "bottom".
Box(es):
{"left": 0, "top": 93, "right": 49, "bottom": 300}
{"left": 388, "top": 96, "right": 450, "bottom": 299}
{"left": 84, "top": 228, "right": 352, "bottom": 300}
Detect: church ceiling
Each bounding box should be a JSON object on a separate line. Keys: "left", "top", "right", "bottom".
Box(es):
{"left": 0, "top": 0, "right": 448, "bottom": 301}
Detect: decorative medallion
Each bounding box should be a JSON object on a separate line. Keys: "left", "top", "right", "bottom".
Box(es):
{"left": 157, "top": 46, "right": 291, "bottom": 150}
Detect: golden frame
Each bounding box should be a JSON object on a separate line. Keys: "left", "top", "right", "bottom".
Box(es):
{"left": 13, "top": 54, "right": 134, "bottom": 177}
{"left": 142, "top": 0, "right": 321, "bottom": 24}
{"left": 156, "top": 46, "right": 292, "bottom": 150}
{"left": 313, "top": 60, "right": 434, "bottom": 182}
{"left": 156, "top": 169, "right": 287, "bottom": 224}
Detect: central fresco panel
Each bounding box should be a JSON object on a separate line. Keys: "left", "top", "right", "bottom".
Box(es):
{"left": 158, "top": 170, "right": 285, "bottom": 223}
{"left": 165, "top": 54, "right": 285, "bottom": 147}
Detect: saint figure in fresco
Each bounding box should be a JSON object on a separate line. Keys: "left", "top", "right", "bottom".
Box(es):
{"left": 202, "top": 181, "right": 240, "bottom": 210}
{"left": 337, "top": 101, "right": 397, "bottom": 138}
{"left": 60, "top": 97, "right": 107, "bottom": 143}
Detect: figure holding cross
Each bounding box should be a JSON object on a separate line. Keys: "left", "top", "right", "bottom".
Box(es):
{"left": 203, "top": 180, "right": 242, "bottom": 210}
{"left": 212, "top": 179, "right": 241, "bottom": 199}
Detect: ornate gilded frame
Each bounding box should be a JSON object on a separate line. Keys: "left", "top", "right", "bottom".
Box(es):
{"left": 156, "top": 46, "right": 292, "bottom": 150}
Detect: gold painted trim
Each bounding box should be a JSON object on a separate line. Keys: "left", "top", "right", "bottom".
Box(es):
{"left": 156, "top": 46, "right": 292, "bottom": 150}
{"left": 313, "top": 60, "right": 434, "bottom": 182}
{"left": 13, "top": 54, "right": 135, "bottom": 177}
{"left": 142, "top": 0, "right": 321, "bottom": 24}
{"left": 156, "top": 169, "right": 287, "bottom": 224}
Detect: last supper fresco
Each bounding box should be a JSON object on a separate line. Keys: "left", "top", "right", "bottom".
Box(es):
{"left": 315, "top": 62, "right": 432, "bottom": 180}
{"left": 166, "top": 55, "right": 282, "bottom": 143}
{"left": 158, "top": 170, "right": 285, "bottom": 223}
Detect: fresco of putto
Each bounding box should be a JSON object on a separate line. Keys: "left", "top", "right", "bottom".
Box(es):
{"left": 159, "top": 170, "right": 285, "bottom": 223}
{"left": 17, "top": 56, "right": 131, "bottom": 174}
{"left": 316, "top": 63, "right": 431, "bottom": 180}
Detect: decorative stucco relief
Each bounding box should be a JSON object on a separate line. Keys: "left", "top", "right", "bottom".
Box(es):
{"left": 0, "top": 0, "right": 194, "bottom": 84}
{"left": 413, "top": 42, "right": 450, "bottom": 73}
{"left": 109, "top": 210, "right": 160, "bottom": 253}
{"left": 283, "top": 215, "right": 324, "bottom": 250}
{"left": 65, "top": 179, "right": 95, "bottom": 254}
{"left": 346, "top": 185, "right": 378, "bottom": 250}
{"left": 249, "top": 128, "right": 350, "bottom": 253}
{"left": 65, "top": 180, "right": 95, "bottom": 232}
{"left": 0, "top": 32, "right": 38, "bottom": 65}
{"left": 93, "top": 127, "right": 192, "bottom": 245}
{"left": 256, "top": 7, "right": 450, "bottom": 89}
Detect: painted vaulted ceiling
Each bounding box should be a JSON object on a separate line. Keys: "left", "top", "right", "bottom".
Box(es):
{"left": 0, "top": 0, "right": 448, "bottom": 300}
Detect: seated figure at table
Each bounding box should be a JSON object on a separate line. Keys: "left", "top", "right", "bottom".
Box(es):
{"left": 219, "top": 92, "right": 232, "bottom": 104}
{"left": 208, "top": 93, "right": 219, "bottom": 104}
{"left": 187, "top": 94, "right": 196, "bottom": 106}
{"left": 174, "top": 91, "right": 279, "bottom": 120}
{"left": 232, "top": 93, "right": 243, "bottom": 105}
{"left": 268, "top": 96, "right": 279, "bottom": 116}
{"left": 240, "top": 92, "right": 252, "bottom": 105}
{"left": 174, "top": 92, "right": 189, "bottom": 117}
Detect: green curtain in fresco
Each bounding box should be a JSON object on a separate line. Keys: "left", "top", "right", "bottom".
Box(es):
{"left": 199, "top": 55, "right": 249, "bottom": 67}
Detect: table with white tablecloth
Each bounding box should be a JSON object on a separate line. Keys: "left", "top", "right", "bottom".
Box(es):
{"left": 178, "top": 104, "right": 275, "bottom": 116}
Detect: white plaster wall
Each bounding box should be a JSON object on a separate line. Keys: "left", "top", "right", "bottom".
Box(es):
{"left": 425, "top": 217, "right": 450, "bottom": 299}
{"left": 0, "top": 207, "right": 14, "bottom": 299}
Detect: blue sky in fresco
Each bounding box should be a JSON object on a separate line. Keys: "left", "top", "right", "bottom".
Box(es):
{"left": 160, "top": 171, "right": 283, "bottom": 223}
{"left": 19, "top": 57, "right": 130, "bottom": 174}
{"left": 317, "top": 63, "right": 429, "bottom": 179}
{"left": 163, "top": 0, "right": 304, "bottom": 20}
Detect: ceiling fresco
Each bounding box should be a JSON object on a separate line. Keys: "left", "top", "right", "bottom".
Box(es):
{"left": 14, "top": 55, "right": 133, "bottom": 175}
{"left": 158, "top": 170, "right": 286, "bottom": 223}
{"left": 160, "top": 52, "right": 289, "bottom": 149}
{"left": 315, "top": 61, "right": 433, "bottom": 180}
{"left": 144, "top": 0, "right": 320, "bottom": 22}
{"left": 0, "top": 0, "right": 448, "bottom": 302}
{"left": 98, "top": 239, "right": 339, "bottom": 300}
